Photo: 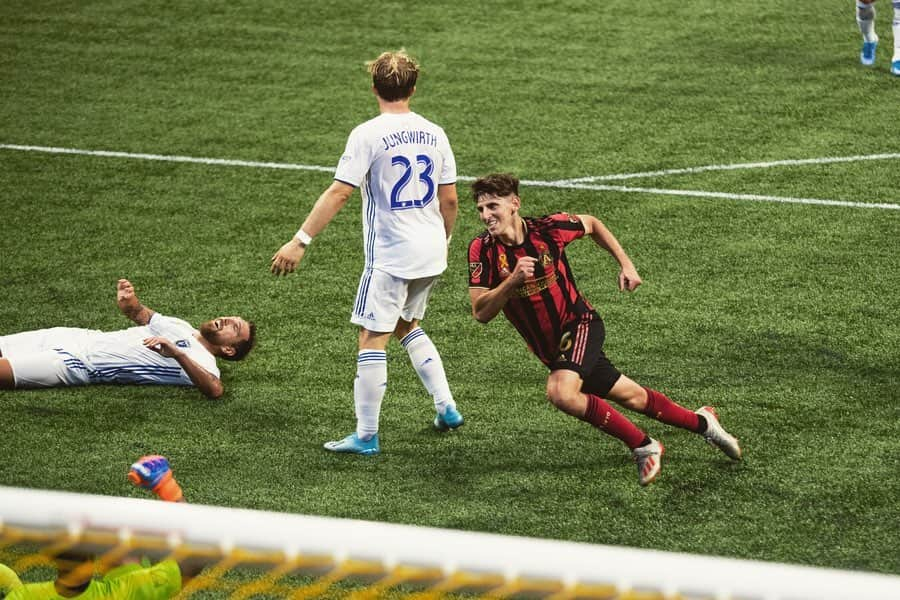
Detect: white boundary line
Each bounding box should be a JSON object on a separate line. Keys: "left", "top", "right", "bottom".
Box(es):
{"left": 555, "top": 153, "right": 900, "bottom": 183}
{"left": 3, "top": 143, "right": 899, "bottom": 210}
{"left": 0, "top": 144, "right": 335, "bottom": 174}
{"left": 518, "top": 180, "right": 900, "bottom": 210}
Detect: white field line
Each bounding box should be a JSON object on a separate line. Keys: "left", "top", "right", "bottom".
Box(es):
{"left": 0, "top": 144, "right": 335, "bottom": 174}
{"left": 519, "top": 180, "right": 900, "bottom": 210}
{"left": 2, "top": 143, "right": 899, "bottom": 210}
{"left": 555, "top": 153, "right": 900, "bottom": 183}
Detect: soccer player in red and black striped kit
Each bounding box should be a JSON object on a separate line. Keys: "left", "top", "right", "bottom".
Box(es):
{"left": 467, "top": 173, "right": 741, "bottom": 485}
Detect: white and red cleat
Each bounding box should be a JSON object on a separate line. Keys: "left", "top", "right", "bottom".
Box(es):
{"left": 632, "top": 438, "right": 664, "bottom": 486}
{"left": 696, "top": 406, "right": 742, "bottom": 460}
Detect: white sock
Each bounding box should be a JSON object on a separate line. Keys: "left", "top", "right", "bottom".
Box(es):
{"left": 354, "top": 350, "right": 387, "bottom": 440}
{"left": 857, "top": 1, "right": 878, "bottom": 43}
{"left": 893, "top": 1, "right": 900, "bottom": 60}
{"left": 400, "top": 328, "right": 455, "bottom": 414}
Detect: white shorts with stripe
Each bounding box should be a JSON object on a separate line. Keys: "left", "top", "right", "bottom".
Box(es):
{"left": 351, "top": 269, "right": 438, "bottom": 333}
{"left": 0, "top": 327, "right": 98, "bottom": 387}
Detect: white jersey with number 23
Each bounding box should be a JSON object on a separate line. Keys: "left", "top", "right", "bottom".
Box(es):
{"left": 334, "top": 111, "right": 456, "bottom": 280}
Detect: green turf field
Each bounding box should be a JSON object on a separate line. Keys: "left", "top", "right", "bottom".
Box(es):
{"left": 1, "top": 0, "right": 898, "bottom": 579}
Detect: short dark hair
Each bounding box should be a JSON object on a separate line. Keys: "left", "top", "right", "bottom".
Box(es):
{"left": 367, "top": 50, "right": 419, "bottom": 102}
{"left": 222, "top": 321, "right": 256, "bottom": 362}
{"left": 471, "top": 173, "right": 520, "bottom": 201}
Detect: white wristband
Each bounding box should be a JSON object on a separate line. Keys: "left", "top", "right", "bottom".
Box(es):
{"left": 294, "top": 228, "right": 313, "bottom": 246}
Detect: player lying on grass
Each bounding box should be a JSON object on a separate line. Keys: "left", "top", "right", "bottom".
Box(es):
{"left": 0, "top": 279, "right": 255, "bottom": 399}
{"left": 0, "top": 557, "right": 184, "bottom": 600}
{"left": 466, "top": 173, "right": 742, "bottom": 486}
{"left": 0, "top": 456, "right": 193, "bottom": 599}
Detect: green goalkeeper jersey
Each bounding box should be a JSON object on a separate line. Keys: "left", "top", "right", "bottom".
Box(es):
{"left": 3, "top": 559, "right": 181, "bottom": 600}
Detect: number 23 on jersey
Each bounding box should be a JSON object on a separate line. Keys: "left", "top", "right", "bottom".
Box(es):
{"left": 390, "top": 154, "right": 435, "bottom": 210}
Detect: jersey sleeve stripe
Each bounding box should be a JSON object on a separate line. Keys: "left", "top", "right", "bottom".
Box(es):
{"left": 554, "top": 222, "right": 584, "bottom": 230}
{"left": 334, "top": 177, "right": 359, "bottom": 188}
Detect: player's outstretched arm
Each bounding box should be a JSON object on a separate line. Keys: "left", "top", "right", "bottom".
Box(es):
{"left": 270, "top": 181, "right": 354, "bottom": 276}
{"left": 578, "top": 215, "right": 642, "bottom": 292}
{"left": 143, "top": 336, "right": 224, "bottom": 399}
{"left": 470, "top": 257, "right": 537, "bottom": 323}
{"left": 117, "top": 279, "right": 156, "bottom": 325}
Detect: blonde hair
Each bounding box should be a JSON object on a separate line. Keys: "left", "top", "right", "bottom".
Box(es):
{"left": 366, "top": 50, "right": 419, "bottom": 101}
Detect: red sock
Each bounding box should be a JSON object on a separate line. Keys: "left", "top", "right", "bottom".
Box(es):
{"left": 583, "top": 394, "right": 647, "bottom": 449}
{"left": 643, "top": 387, "right": 701, "bottom": 432}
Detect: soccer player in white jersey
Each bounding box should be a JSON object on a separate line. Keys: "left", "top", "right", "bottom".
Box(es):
{"left": 856, "top": 0, "right": 900, "bottom": 74}
{"left": 271, "top": 50, "right": 462, "bottom": 455}
{"left": 0, "top": 279, "right": 255, "bottom": 399}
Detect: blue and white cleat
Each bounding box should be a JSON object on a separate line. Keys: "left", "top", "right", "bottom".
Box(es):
{"left": 323, "top": 432, "right": 380, "bottom": 455}
{"left": 434, "top": 405, "right": 464, "bottom": 431}
{"left": 860, "top": 40, "right": 877, "bottom": 66}
{"left": 891, "top": 60, "right": 900, "bottom": 76}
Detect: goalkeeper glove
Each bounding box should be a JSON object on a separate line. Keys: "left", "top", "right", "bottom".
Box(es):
{"left": 127, "top": 455, "right": 183, "bottom": 502}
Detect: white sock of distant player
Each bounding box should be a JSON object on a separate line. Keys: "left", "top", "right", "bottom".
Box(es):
{"left": 893, "top": 1, "right": 900, "bottom": 60}
{"left": 354, "top": 350, "right": 387, "bottom": 440}
{"left": 857, "top": 1, "right": 878, "bottom": 42}
{"left": 400, "top": 328, "right": 455, "bottom": 415}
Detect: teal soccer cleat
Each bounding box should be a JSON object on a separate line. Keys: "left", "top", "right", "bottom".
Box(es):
{"left": 892, "top": 60, "right": 900, "bottom": 76}
{"left": 861, "top": 40, "right": 877, "bottom": 66}
{"left": 433, "top": 405, "right": 464, "bottom": 431}
{"left": 323, "top": 432, "right": 380, "bottom": 455}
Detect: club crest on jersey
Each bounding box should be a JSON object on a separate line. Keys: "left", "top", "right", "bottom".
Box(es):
{"left": 566, "top": 213, "right": 579, "bottom": 223}
{"left": 175, "top": 339, "right": 190, "bottom": 349}
{"left": 469, "top": 261, "right": 483, "bottom": 280}
{"left": 536, "top": 243, "right": 552, "bottom": 267}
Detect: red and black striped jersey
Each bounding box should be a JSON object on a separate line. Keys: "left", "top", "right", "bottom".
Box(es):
{"left": 468, "top": 213, "right": 598, "bottom": 366}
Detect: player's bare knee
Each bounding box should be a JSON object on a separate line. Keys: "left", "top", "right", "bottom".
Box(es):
{"left": 615, "top": 390, "right": 646, "bottom": 412}
{"left": 358, "top": 328, "right": 391, "bottom": 350}
{"left": 622, "top": 387, "right": 648, "bottom": 411}
{"left": 545, "top": 386, "right": 578, "bottom": 415}
{"left": 393, "top": 319, "right": 417, "bottom": 340}
{"left": 545, "top": 388, "right": 558, "bottom": 408}
{"left": 545, "top": 379, "right": 559, "bottom": 405}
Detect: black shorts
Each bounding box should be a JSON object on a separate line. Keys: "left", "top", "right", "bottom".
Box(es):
{"left": 549, "top": 314, "right": 622, "bottom": 398}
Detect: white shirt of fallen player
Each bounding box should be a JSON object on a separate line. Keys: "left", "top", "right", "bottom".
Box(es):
{"left": 334, "top": 111, "right": 457, "bottom": 279}
{"left": 0, "top": 313, "right": 219, "bottom": 387}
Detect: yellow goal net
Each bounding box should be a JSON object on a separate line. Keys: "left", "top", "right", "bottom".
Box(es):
{"left": 2, "top": 486, "right": 898, "bottom": 600}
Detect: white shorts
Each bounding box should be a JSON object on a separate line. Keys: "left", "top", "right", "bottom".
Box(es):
{"left": 351, "top": 269, "right": 438, "bottom": 333}
{"left": 0, "top": 327, "right": 97, "bottom": 387}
